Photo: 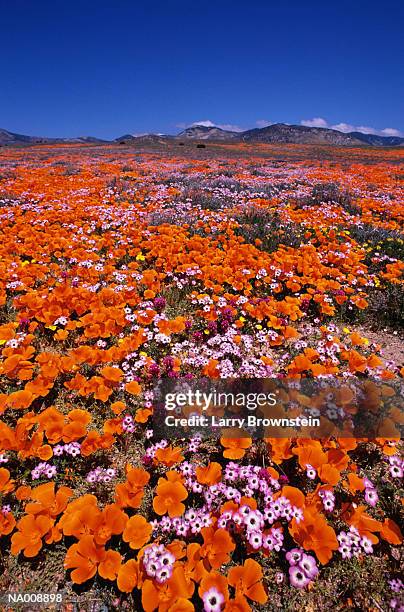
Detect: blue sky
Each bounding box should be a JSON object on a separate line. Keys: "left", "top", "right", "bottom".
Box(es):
{"left": 1, "top": 0, "right": 403, "bottom": 139}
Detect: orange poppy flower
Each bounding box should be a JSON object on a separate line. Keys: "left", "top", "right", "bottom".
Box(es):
{"left": 379, "top": 518, "right": 402, "bottom": 545}
{"left": 157, "top": 316, "right": 186, "bottom": 335}
{"left": 94, "top": 503, "right": 129, "bottom": 545}
{"left": 181, "top": 542, "right": 207, "bottom": 585}
{"left": 0, "top": 510, "right": 16, "bottom": 536}
{"left": 135, "top": 407, "right": 153, "bottom": 423}
{"left": 167, "top": 599, "right": 195, "bottom": 612}
{"left": 59, "top": 494, "right": 100, "bottom": 538}
{"left": 276, "top": 485, "right": 305, "bottom": 509}
{"left": 125, "top": 380, "right": 142, "bottom": 395}
{"left": 155, "top": 446, "right": 184, "bottom": 467}
{"left": 292, "top": 439, "right": 327, "bottom": 470}
{"left": 202, "top": 359, "right": 220, "bottom": 378}
{"left": 115, "top": 466, "right": 150, "bottom": 509}
{"left": 265, "top": 438, "right": 293, "bottom": 462}
{"left": 122, "top": 515, "right": 152, "bottom": 549}
{"left": 153, "top": 475, "right": 188, "bottom": 517}
{"left": 15, "top": 485, "right": 32, "bottom": 501}
{"left": 200, "top": 527, "right": 235, "bottom": 570}
{"left": 228, "top": 559, "right": 267, "bottom": 605}
{"left": 342, "top": 504, "right": 382, "bottom": 544}
{"left": 289, "top": 508, "right": 338, "bottom": 563}
{"left": 96, "top": 549, "right": 122, "bottom": 581}
{"left": 117, "top": 559, "right": 139, "bottom": 593}
{"left": 111, "top": 400, "right": 126, "bottom": 415}
{"left": 344, "top": 472, "right": 365, "bottom": 494}
{"left": 63, "top": 408, "right": 91, "bottom": 442}
{"left": 223, "top": 595, "right": 251, "bottom": 612}
{"left": 220, "top": 437, "right": 252, "bottom": 460}
{"left": 0, "top": 467, "right": 15, "bottom": 493}
{"left": 100, "top": 365, "right": 123, "bottom": 383}
{"left": 196, "top": 462, "right": 222, "bottom": 486}
{"left": 11, "top": 514, "right": 53, "bottom": 557}
{"left": 6, "top": 389, "right": 34, "bottom": 410}
{"left": 80, "top": 430, "right": 102, "bottom": 456}
{"left": 64, "top": 535, "right": 106, "bottom": 584}
{"left": 25, "top": 482, "right": 73, "bottom": 518}
{"left": 141, "top": 566, "right": 194, "bottom": 612}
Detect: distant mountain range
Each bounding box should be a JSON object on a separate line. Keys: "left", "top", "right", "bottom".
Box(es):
{"left": 174, "top": 125, "right": 238, "bottom": 141}
{"left": 1, "top": 123, "right": 403, "bottom": 147}
{"left": 0, "top": 128, "right": 107, "bottom": 145}
{"left": 173, "top": 124, "right": 404, "bottom": 146}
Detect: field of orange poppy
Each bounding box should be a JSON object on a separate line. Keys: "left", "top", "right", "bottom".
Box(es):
{"left": 0, "top": 141, "right": 402, "bottom": 611}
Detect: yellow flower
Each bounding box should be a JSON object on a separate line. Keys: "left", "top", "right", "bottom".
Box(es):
{"left": 136, "top": 253, "right": 145, "bottom": 261}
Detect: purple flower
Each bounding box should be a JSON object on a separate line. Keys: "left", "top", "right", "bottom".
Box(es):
{"left": 142, "top": 455, "right": 153, "bottom": 468}
{"left": 306, "top": 464, "right": 317, "bottom": 479}
{"left": 338, "top": 544, "right": 352, "bottom": 559}
{"left": 176, "top": 522, "right": 188, "bottom": 537}
{"left": 292, "top": 507, "right": 304, "bottom": 523}
{"left": 337, "top": 531, "right": 350, "bottom": 545}
{"left": 286, "top": 548, "right": 303, "bottom": 565}
{"left": 289, "top": 565, "right": 311, "bottom": 589}
{"left": 143, "top": 544, "right": 174, "bottom": 582}
{"left": 248, "top": 530, "right": 263, "bottom": 550}
{"left": 364, "top": 487, "right": 378, "bottom": 507}
{"left": 202, "top": 587, "right": 225, "bottom": 612}
{"left": 390, "top": 465, "right": 403, "bottom": 479}
{"left": 244, "top": 510, "right": 262, "bottom": 531}
{"left": 149, "top": 363, "right": 160, "bottom": 376}
{"left": 389, "top": 579, "right": 404, "bottom": 593}
{"left": 360, "top": 536, "right": 373, "bottom": 554}
{"left": 160, "top": 551, "right": 175, "bottom": 567}
{"left": 299, "top": 553, "right": 318, "bottom": 579}
{"left": 153, "top": 297, "right": 166, "bottom": 311}
{"left": 322, "top": 496, "right": 335, "bottom": 512}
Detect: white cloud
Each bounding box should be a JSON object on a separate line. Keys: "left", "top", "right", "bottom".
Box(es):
{"left": 256, "top": 119, "right": 273, "bottom": 128}
{"left": 381, "top": 127, "right": 402, "bottom": 137}
{"left": 177, "top": 120, "right": 244, "bottom": 132}
{"left": 330, "top": 122, "right": 356, "bottom": 133}
{"left": 330, "top": 123, "right": 378, "bottom": 134}
{"left": 191, "top": 120, "right": 216, "bottom": 128}
{"left": 354, "top": 126, "right": 378, "bottom": 135}
{"left": 301, "top": 117, "right": 402, "bottom": 137}
{"left": 301, "top": 117, "right": 328, "bottom": 128}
